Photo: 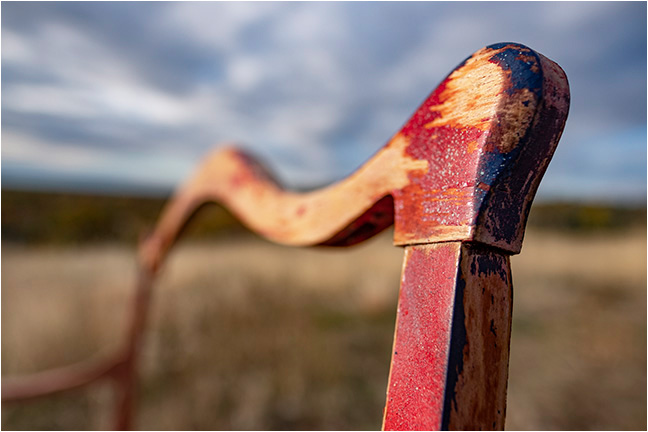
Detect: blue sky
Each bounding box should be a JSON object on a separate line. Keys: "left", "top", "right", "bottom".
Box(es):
{"left": 2, "top": 1, "right": 646, "bottom": 203}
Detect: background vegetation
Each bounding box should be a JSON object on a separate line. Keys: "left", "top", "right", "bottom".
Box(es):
{"left": 2, "top": 189, "right": 646, "bottom": 430}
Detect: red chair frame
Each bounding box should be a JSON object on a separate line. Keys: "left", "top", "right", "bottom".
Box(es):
{"left": 2, "top": 42, "right": 569, "bottom": 431}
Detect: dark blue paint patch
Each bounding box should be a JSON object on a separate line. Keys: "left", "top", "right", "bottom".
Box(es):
{"left": 473, "top": 144, "right": 522, "bottom": 218}
{"left": 487, "top": 42, "right": 518, "bottom": 51}
{"left": 470, "top": 43, "right": 545, "bottom": 222}
{"left": 476, "top": 91, "right": 569, "bottom": 247}
{"left": 473, "top": 130, "right": 530, "bottom": 244}
{"left": 489, "top": 44, "right": 543, "bottom": 97}
{"left": 476, "top": 149, "right": 514, "bottom": 186}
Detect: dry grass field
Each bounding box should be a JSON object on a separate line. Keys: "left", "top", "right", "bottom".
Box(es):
{"left": 2, "top": 224, "right": 646, "bottom": 430}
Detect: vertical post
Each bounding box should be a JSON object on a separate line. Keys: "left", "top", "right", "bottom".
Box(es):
{"left": 112, "top": 268, "right": 155, "bottom": 430}
{"left": 383, "top": 43, "right": 568, "bottom": 430}
{"left": 382, "top": 243, "right": 512, "bottom": 430}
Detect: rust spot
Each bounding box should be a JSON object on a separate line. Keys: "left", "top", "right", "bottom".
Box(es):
{"left": 516, "top": 53, "right": 540, "bottom": 74}
{"left": 487, "top": 87, "right": 538, "bottom": 153}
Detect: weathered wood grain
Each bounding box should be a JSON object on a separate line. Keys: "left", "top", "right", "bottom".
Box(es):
{"left": 139, "top": 43, "right": 569, "bottom": 273}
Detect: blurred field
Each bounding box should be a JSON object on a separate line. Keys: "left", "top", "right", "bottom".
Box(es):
{"left": 1, "top": 190, "right": 647, "bottom": 430}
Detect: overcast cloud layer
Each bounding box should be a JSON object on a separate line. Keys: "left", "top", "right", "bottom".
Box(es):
{"left": 2, "top": 2, "right": 646, "bottom": 202}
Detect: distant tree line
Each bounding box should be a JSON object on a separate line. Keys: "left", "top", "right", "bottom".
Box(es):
{"left": 2, "top": 189, "right": 645, "bottom": 245}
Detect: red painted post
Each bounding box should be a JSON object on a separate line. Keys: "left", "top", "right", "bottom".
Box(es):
{"left": 381, "top": 43, "right": 569, "bottom": 430}
{"left": 382, "top": 243, "right": 512, "bottom": 430}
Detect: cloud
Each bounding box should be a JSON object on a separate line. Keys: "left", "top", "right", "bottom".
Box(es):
{"left": 1, "top": 2, "right": 646, "bottom": 201}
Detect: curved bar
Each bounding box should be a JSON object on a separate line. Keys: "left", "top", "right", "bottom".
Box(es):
{"left": 140, "top": 43, "right": 569, "bottom": 273}
{"left": 138, "top": 137, "right": 425, "bottom": 270}
{"left": 1, "top": 355, "right": 123, "bottom": 402}
{"left": 1, "top": 269, "right": 155, "bottom": 431}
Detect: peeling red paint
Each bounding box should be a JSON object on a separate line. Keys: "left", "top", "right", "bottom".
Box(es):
{"left": 383, "top": 243, "right": 513, "bottom": 431}
{"left": 394, "top": 121, "right": 485, "bottom": 240}
{"left": 390, "top": 43, "right": 568, "bottom": 253}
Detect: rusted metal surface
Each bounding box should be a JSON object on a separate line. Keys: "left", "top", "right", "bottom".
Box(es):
{"left": 2, "top": 42, "right": 569, "bottom": 431}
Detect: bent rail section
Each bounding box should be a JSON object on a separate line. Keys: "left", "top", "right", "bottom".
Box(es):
{"left": 2, "top": 43, "right": 569, "bottom": 431}
{"left": 140, "top": 42, "right": 568, "bottom": 270}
